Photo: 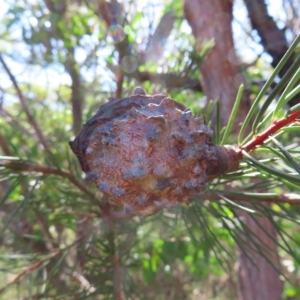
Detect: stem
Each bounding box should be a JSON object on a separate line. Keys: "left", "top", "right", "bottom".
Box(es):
{"left": 1, "top": 160, "right": 101, "bottom": 206}
{"left": 207, "top": 145, "right": 242, "bottom": 181}
{"left": 116, "top": 72, "right": 124, "bottom": 98}
{"left": 0, "top": 133, "right": 12, "bottom": 156}
{"left": 0, "top": 251, "right": 60, "bottom": 294}
{"left": 241, "top": 109, "right": 300, "bottom": 152}
{"left": 0, "top": 53, "right": 50, "bottom": 153}
{"left": 65, "top": 48, "right": 83, "bottom": 135}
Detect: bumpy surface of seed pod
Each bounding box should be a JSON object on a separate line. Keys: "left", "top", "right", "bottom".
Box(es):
{"left": 69, "top": 89, "right": 239, "bottom": 216}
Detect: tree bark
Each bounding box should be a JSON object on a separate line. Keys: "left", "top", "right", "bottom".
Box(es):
{"left": 237, "top": 210, "right": 283, "bottom": 300}
{"left": 184, "top": 0, "right": 283, "bottom": 299}
{"left": 244, "top": 0, "right": 288, "bottom": 67}
{"left": 65, "top": 48, "right": 84, "bottom": 135}
{"left": 184, "top": 0, "right": 249, "bottom": 127}
{"left": 244, "top": 0, "right": 298, "bottom": 107}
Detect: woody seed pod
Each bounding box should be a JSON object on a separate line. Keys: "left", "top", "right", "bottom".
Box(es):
{"left": 69, "top": 88, "right": 240, "bottom": 216}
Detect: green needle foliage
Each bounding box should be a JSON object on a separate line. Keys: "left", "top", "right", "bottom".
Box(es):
{"left": 221, "top": 84, "right": 244, "bottom": 145}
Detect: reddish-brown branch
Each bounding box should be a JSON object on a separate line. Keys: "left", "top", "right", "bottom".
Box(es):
{"left": 1, "top": 159, "right": 132, "bottom": 218}
{"left": 116, "top": 72, "right": 124, "bottom": 99}
{"left": 241, "top": 109, "right": 300, "bottom": 152}
{"left": 0, "top": 251, "right": 60, "bottom": 294}
{"left": 113, "top": 253, "right": 123, "bottom": 300}
{"left": 1, "top": 160, "right": 102, "bottom": 207}
{"left": 0, "top": 53, "right": 50, "bottom": 152}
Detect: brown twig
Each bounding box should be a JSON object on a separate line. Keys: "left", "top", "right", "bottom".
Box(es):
{"left": 113, "top": 253, "right": 123, "bottom": 300}
{"left": 241, "top": 109, "right": 300, "bottom": 152}
{"left": 65, "top": 48, "right": 84, "bottom": 135}
{"left": 1, "top": 160, "right": 103, "bottom": 208}
{"left": 1, "top": 159, "right": 133, "bottom": 219}
{"left": 0, "top": 53, "right": 50, "bottom": 152}
{"left": 0, "top": 251, "right": 60, "bottom": 294}
{"left": 0, "top": 108, "right": 32, "bottom": 137}
{"left": 35, "top": 211, "right": 59, "bottom": 249}
{"left": 0, "top": 235, "right": 85, "bottom": 295}
{"left": 102, "top": 209, "right": 123, "bottom": 299}
{"left": 136, "top": 71, "right": 202, "bottom": 92}
{"left": 0, "top": 132, "right": 12, "bottom": 156}
{"left": 116, "top": 72, "right": 124, "bottom": 98}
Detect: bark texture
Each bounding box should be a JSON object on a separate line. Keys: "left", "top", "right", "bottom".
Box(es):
{"left": 184, "top": 0, "right": 249, "bottom": 127}
{"left": 244, "top": 0, "right": 288, "bottom": 68}
{"left": 244, "top": 0, "right": 298, "bottom": 106}
{"left": 237, "top": 210, "right": 283, "bottom": 300}
{"left": 184, "top": 0, "right": 283, "bottom": 299}
{"left": 65, "top": 48, "right": 84, "bottom": 135}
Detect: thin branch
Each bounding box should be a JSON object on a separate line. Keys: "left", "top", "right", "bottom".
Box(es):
{"left": 244, "top": 0, "right": 298, "bottom": 107}
{"left": 72, "top": 271, "right": 95, "bottom": 293}
{"left": 144, "top": 11, "right": 176, "bottom": 63}
{"left": 0, "top": 53, "right": 50, "bottom": 152}
{"left": 0, "top": 108, "right": 32, "bottom": 137}
{"left": 0, "top": 159, "right": 102, "bottom": 207}
{"left": 136, "top": 71, "right": 202, "bottom": 92}
{"left": 1, "top": 159, "right": 135, "bottom": 219}
{"left": 0, "top": 235, "right": 85, "bottom": 295}
{"left": 116, "top": 66, "right": 124, "bottom": 98}
{"left": 0, "top": 133, "right": 12, "bottom": 156}
{"left": 241, "top": 109, "right": 300, "bottom": 152}
{"left": 65, "top": 48, "right": 84, "bottom": 135}
{"left": 35, "top": 211, "right": 59, "bottom": 250}
{"left": 244, "top": 0, "right": 288, "bottom": 67}
{"left": 94, "top": 0, "right": 115, "bottom": 27}
{"left": 114, "top": 253, "right": 123, "bottom": 300}
{"left": 0, "top": 251, "right": 60, "bottom": 294}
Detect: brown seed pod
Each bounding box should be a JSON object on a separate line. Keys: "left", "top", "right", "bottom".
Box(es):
{"left": 69, "top": 88, "right": 241, "bottom": 216}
